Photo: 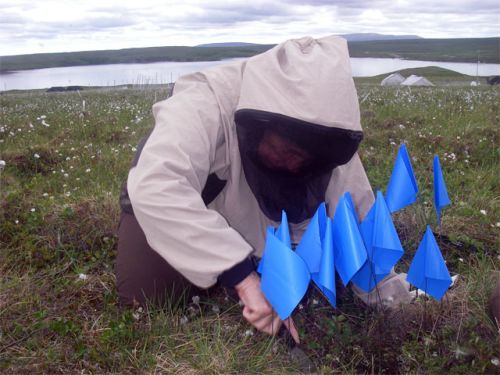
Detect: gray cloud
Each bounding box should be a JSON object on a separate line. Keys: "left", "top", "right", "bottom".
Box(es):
{"left": 0, "top": 0, "right": 498, "bottom": 55}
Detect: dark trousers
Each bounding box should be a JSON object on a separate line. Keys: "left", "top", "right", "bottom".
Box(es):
{"left": 115, "top": 212, "right": 203, "bottom": 307}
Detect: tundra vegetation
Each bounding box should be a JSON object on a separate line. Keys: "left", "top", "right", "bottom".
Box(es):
{"left": 0, "top": 71, "right": 499, "bottom": 373}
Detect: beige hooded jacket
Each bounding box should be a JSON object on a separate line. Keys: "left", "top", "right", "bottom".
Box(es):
{"left": 127, "top": 36, "right": 375, "bottom": 289}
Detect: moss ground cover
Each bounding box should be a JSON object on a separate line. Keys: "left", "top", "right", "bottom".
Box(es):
{"left": 0, "top": 83, "right": 499, "bottom": 373}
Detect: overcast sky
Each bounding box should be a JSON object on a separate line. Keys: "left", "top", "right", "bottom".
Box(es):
{"left": 1, "top": 0, "right": 499, "bottom": 56}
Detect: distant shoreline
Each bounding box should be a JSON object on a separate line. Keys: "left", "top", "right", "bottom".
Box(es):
{"left": 0, "top": 37, "right": 498, "bottom": 73}
{"left": 1, "top": 67, "right": 494, "bottom": 94}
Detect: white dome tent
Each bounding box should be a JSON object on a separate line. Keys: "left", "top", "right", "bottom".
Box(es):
{"left": 381, "top": 73, "right": 406, "bottom": 86}
{"left": 401, "top": 74, "right": 434, "bottom": 86}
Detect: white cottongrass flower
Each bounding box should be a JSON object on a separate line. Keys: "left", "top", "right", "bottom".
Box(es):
{"left": 0, "top": 160, "right": 5, "bottom": 171}
{"left": 480, "top": 209, "right": 487, "bottom": 215}
{"left": 191, "top": 295, "right": 200, "bottom": 305}
{"left": 30, "top": 208, "right": 36, "bottom": 212}
{"left": 180, "top": 316, "right": 188, "bottom": 325}
{"left": 244, "top": 329, "right": 254, "bottom": 337}
{"left": 212, "top": 305, "right": 220, "bottom": 314}
{"left": 78, "top": 273, "right": 88, "bottom": 280}
{"left": 495, "top": 222, "right": 500, "bottom": 228}
{"left": 34, "top": 153, "right": 40, "bottom": 159}
{"left": 491, "top": 358, "right": 500, "bottom": 367}
{"left": 85, "top": 168, "right": 91, "bottom": 173}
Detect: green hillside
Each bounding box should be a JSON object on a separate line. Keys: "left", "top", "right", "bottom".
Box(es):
{"left": 348, "top": 38, "right": 499, "bottom": 63}
{"left": 0, "top": 45, "right": 272, "bottom": 73}
{"left": 354, "top": 66, "right": 480, "bottom": 86}
{"left": 0, "top": 37, "right": 498, "bottom": 73}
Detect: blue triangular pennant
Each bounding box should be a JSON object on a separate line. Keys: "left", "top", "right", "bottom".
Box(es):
{"left": 351, "top": 191, "right": 404, "bottom": 292}
{"left": 260, "top": 231, "right": 311, "bottom": 319}
{"left": 385, "top": 144, "right": 419, "bottom": 213}
{"left": 312, "top": 218, "right": 336, "bottom": 307}
{"left": 295, "top": 203, "right": 327, "bottom": 274}
{"left": 332, "top": 193, "right": 367, "bottom": 286}
{"left": 275, "top": 210, "right": 292, "bottom": 248}
{"left": 406, "top": 226, "right": 452, "bottom": 301}
{"left": 433, "top": 156, "right": 451, "bottom": 224}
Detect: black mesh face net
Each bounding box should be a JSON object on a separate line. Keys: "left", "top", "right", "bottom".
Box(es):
{"left": 235, "top": 109, "right": 363, "bottom": 223}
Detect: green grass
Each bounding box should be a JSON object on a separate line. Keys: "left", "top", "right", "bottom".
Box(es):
{"left": 1, "top": 83, "right": 499, "bottom": 373}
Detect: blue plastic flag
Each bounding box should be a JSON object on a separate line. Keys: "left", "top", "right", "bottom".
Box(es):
{"left": 385, "top": 144, "right": 419, "bottom": 213}
{"left": 311, "top": 218, "right": 336, "bottom": 307}
{"left": 343, "top": 192, "right": 360, "bottom": 224}
{"left": 257, "top": 227, "right": 275, "bottom": 274}
{"left": 260, "top": 230, "right": 311, "bottom": 320}
{"left": 406, "top": 226, "right": 452, "bottom": 300}
{"left": 295, "top": 203, "right": 327, "bottom": 273}
{"left": 332, "top": 193, "right": 367, "bottom": 286}
{"left": 257, "top": 211, "right": 291, "bottom": 274}
{"left": 275, "top": 210, "right": 292, "bottom": 248}
{"left": 351, "top": 191, "right": 404, "bottom": 292}
{"left": 366, "top": 191, "right": 404, "bottom": 270}
{"left": 351, "top": 201, "right": 386, "bottom": 292}
{"left": 433, "top": 156, "right": 451, "bottom": 224}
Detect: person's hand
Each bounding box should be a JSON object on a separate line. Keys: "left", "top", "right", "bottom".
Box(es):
{"left": 235, "top": 272, "right": 299, "bottom": 343}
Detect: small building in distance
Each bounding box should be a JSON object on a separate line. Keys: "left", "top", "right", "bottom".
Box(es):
{"left": 401, "top": 74, "right": 434, "bottom": 86}
{"left": 381, "top": 73, "right": 406, "bottom": 86}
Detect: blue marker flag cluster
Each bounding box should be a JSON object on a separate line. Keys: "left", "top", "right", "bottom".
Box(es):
{"left": 385, "top": 144, "right": 419, "bottom": 213}
{"left": 433, "top": 156, "right": 451, "bottom": 224}
{"left": 258, "top": 144, "right": 454, "bottom": 314}
{"left": 406, "top": 226, "right": 452, "bottom": 300}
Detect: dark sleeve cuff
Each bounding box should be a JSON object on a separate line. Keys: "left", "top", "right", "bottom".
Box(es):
{"left": 218, "top": 257, "right": 255, "bottom": 287}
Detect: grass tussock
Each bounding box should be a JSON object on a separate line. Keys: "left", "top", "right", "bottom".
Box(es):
{"left": 1, "top": 84, "right": 499, "bottom": 373}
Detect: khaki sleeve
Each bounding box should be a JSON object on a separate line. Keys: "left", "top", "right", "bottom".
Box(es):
{"left": 127, "top": 74, "right": 253, "bottom": 288}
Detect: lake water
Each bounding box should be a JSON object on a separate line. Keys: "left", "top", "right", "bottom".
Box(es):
{"left": 1, "top": 57, "right": 499, "bottom": 91}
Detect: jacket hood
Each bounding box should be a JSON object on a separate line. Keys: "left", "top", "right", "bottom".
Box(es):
{"left": 234, "top": 36, "right": 364, "bottom": 222}
{"left": 236, "top": 36, "right": 362, "bottom": 130}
